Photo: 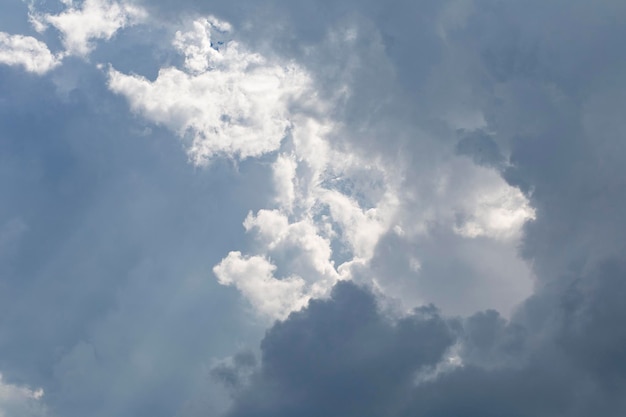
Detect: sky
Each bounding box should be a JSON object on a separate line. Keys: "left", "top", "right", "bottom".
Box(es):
{"left": 1, "top": 0, "right": 626, "bottom": 416}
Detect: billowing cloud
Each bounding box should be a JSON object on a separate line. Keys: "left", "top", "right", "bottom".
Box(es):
{"left": 213, "top": 252, "right": 309, "bottom": 320}
{"left": 31, "top": 0, "right": 146, "bottom": 57}
{"left": 0, "top": 32, "right": 60, "bottom": 74}
{"left": 108, "top": 16, "right": 313, "bottom": 164}
{"left": 226, "top": 281, "right": 458, "bottom": 417}
{"left": 3, "top": 0, "right": 626, "bottom": 416}
{"left": 223, "top": 261, "right": 626, "bottom": 416}
{"left": 215, "top": 0, "right": 626, "bottom": 416}
{"left": 106, "top": 12, "right": 535, "bottom": 321}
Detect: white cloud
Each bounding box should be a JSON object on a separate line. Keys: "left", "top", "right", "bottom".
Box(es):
{"left": 0, "top": 32, "right": 60, "bottom": 74}
{"left": 213, "top": 251, "right": 309, "bottom": 320}
{"left": 244, "top": 210, "right": 340, "bottom": 284}
{"left": 172, "top": 17, "right": 232, "bottom": 74}
{"left": 383, "top": 153, "right": 535, "bottom": 243}
{"left": 32, "top": 0, "right": 146, "bottom": 57}
{"left": 453, "top": 182, "right": 535, "bottom": 240}
{"left": 271, "top": 154, "right": 298, "bottom": 210}
{"left": 226, "top": 117, "right": 403, "bottom": 319}
{"left": 107, "top": 15, "right": 536, "bottom": 320}
{"left": 0, "top": 374, "right": 47, "bottom": 417}
{"left": 319, "top": 188, "right": 397, "bottom": 260}
{"left": 108, "top": 17, "right": 312, "bottom": 164}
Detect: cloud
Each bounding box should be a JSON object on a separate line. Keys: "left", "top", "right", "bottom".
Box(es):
{"left": 0, "top": 57, "right": 271, "bottom": 417}
{"left": 188, "top": 17, "right": 534, "bottom": 320}
{"left": 107, "top": 16, "right": 313, "bottom": 164}
{"left": 224, "top": 260, "right": 626, "bottom": 416}
{"left": 0, "top": 32, "right": 60, "bottom": 74}
{"left": 210, "top": 350, "right": 257, "bottom": 391}
{"left": 225, "top": 281, "right": 457, "bottom": 417}
{"left": 3, "top": 0, "right": 626, "bottom": 416}
{"left": 456, "top": 129, "right": 506, "bottom": 170}
{"left": 31, "top": 0, "right": 146, "bottom": 57}
{"left": 107, "top": 17, "right": 409, "bottom": 320}
{"left": 219, "top": 0, "right": 626, "bottom": 415}
{"left": 213, "top": 252, "right": 309, "bottom": 320}
{"left": 0, "top": 374, "right": 46, "bottom": 417}
{"left": 214, "top": 116, "right": 405, "bottom": 319}
{"left": 172, "top": 16, "right": 233, "bottom": 74}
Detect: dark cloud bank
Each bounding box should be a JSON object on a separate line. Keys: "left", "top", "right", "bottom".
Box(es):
{"left": 225, "top": 267, "right": 626, "bottom": 417}
{"left": 209, "top": 0, "right": 626, "bottom": 416}
{"left": 226, "top": 255, "right": 626, "bottom": 417}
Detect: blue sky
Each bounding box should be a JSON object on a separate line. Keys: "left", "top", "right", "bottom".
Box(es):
{"left": 1, "top": 1, "right": 626, "bottom": 416}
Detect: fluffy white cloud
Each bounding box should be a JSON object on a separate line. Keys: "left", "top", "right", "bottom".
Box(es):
{"left": 0, "top": 32, "right": 60, "bottom": 74}
{"left": 106, "top": 15, "right": 537, "bottom": 320}
{"left": 244, "top": 210, "right": 340, "bottom": 287}
{"left": 212, "top": 125, "right": 401, "bottom": 319}
{"left": 0, "top": 374, "right": 46, "bottom": 417}
{"left": 108, "top": 17, "right": 312, "bottom": 164}
{"left": 213, "top": 252, "right": 308, "bottom": 320}
{"left": 172, "top": 17, "right": 232, "bottom": 74}
{"left": 32, "top": 0, "right": 146, "bottom": 57}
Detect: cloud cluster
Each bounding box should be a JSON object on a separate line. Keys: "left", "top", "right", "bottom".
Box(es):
{"left": 107, "top": 17, "right": 407, "bottom": 319}
{"left": 217, "top": 0, "right": 626, "bottom": 415}
{"left": 2, "top": 0, "right": 626, "bottom": 416}
{"left": 105, "top": 16, "right": 531, "bottom": 320}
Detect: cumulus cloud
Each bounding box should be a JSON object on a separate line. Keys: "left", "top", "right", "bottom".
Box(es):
{"left": 4, "top": 0, "right": 626, "bottom": 416}
{"left": 225, "top": 281, "right": 458, "bottom": 417}
{"left": 0, "top": 32, "right": 60, "bottom": 74}
{"left": 31, "top": 0, "right": 146, "bottom": 57}
{"left": 223, "top": 262, "right": 626, "bottom": 416}
{"left": 106, "top": 17, "right": 402, "bottom": 319}
{"left": 106, "top": 13, "right": 535, "bottom": 320}
{"left": 108, "top": 16, "right": 312, "bottom": 164}
{"left": 216, "top": 0, "right": 626, "bottom": 415}
{"left": 215, "top": 121, "right": 405, "bottom": 319}
{"left": 213, "top": 252, "right": 309, "bottom": 320}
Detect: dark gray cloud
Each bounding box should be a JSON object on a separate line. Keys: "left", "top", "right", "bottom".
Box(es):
{"left": 226, "top": 281, "right": 457, "bottom": 417}
{"left": 224, "top": 261, "right": 626, "bottom": 417}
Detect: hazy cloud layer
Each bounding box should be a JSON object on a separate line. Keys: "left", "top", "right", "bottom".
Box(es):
{"left": 0, "top": 59, "right": 267, "bottom": 417}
